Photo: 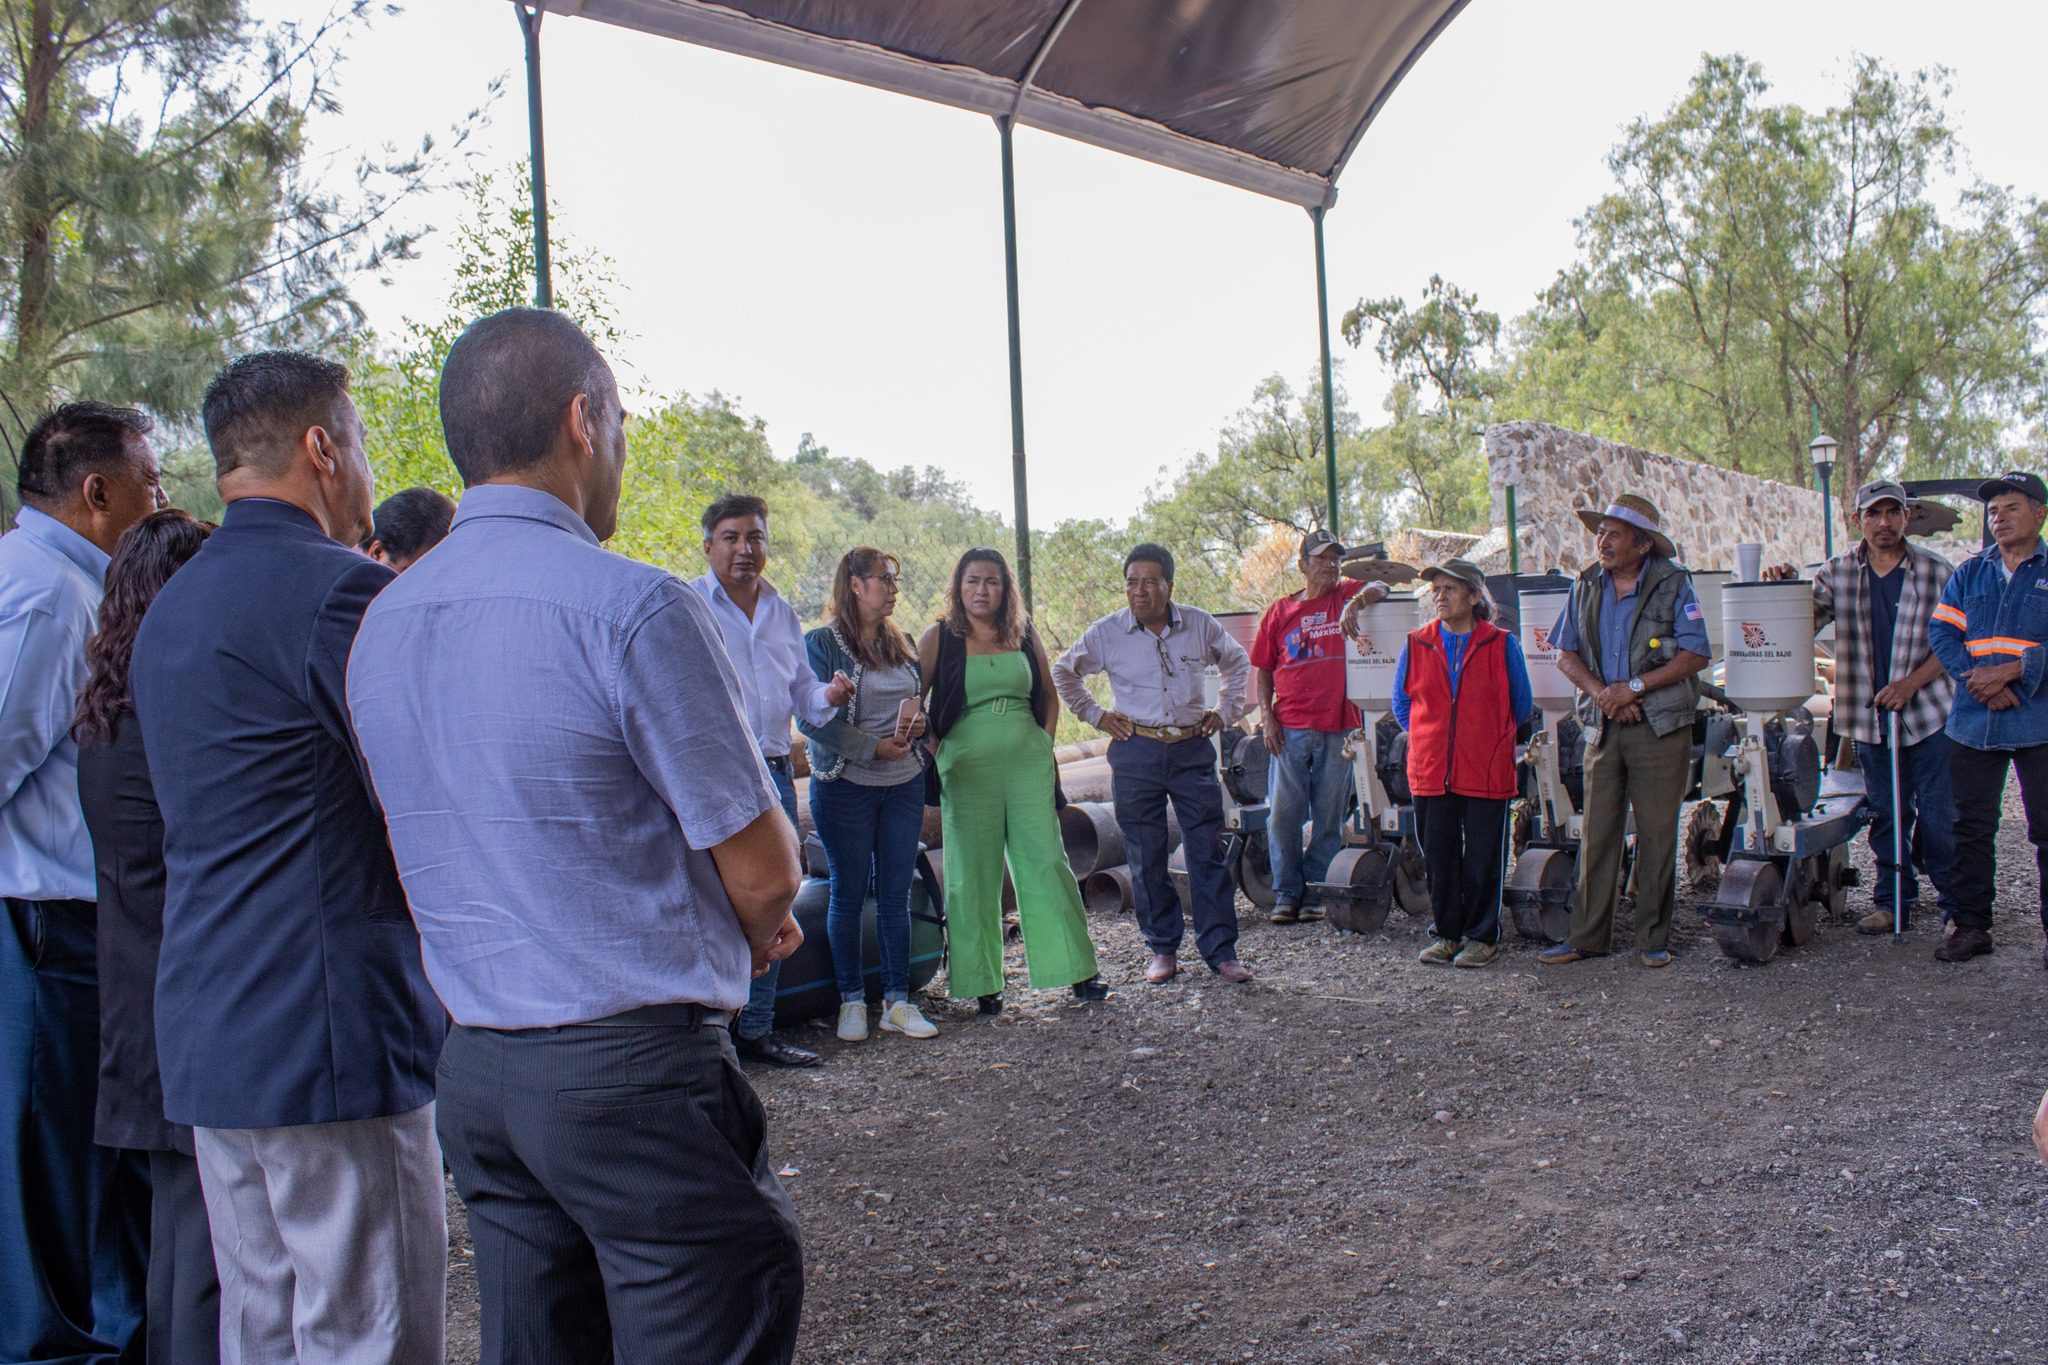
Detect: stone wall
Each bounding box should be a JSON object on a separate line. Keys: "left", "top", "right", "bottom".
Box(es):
{"left": 1481, "top": 421, "right": 1846, "bottom": 575}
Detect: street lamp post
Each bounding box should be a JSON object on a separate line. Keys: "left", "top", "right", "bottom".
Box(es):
{"left": 1809, "top": 432, "right": 1838, "bottom": 561}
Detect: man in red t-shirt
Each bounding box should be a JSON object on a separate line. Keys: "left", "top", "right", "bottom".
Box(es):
{"left": 1251, "top": 530, "right": 1367, "bottom": 922}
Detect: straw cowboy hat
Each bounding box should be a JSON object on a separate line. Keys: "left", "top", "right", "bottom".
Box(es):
{"left": 1575, "top": 494, "right": 1677, "bottom": 561}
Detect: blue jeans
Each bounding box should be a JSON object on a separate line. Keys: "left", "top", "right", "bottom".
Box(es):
{"left": 736, "top": 764, "right": 801, "bottom": 1041}
{"left": 810, "top": 773, "right": 923, "bottom": 1004}
{"left": 1857, "top": 728, "right": 1957, "bottom": 917}
{"left": 1267, "top": 727, "right": 1352, "bottom": 906}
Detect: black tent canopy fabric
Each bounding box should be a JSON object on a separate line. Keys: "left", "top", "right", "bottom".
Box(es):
{"left": 526, "top": 0, "right": 1469, "bottom": 207}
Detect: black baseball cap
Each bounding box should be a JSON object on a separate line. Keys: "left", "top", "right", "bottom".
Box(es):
{"left": 1978, "top": 470, "right": 2048, "bottom": 504}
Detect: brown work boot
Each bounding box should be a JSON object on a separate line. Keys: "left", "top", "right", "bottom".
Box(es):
{"left": 1856, "top": 907, "right": 1908, "bottom": 935}
{"left": 1934, "top": 927, "right": 1994, "bottom": 963}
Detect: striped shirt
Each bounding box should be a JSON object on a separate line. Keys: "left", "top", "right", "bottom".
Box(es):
{"left": 1810, "top": 540, "right": 1953, "bottom": 747}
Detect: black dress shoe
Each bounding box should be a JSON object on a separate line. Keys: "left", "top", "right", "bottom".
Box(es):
{"left": 1071, "top": 976, "right": 1110, "bottom": 1002}
{"left": 734, "top": 1033, "right": 821, "bottom": 1068}
{"left": 977, "top": 993, "right": 1004, "bottom": 1016}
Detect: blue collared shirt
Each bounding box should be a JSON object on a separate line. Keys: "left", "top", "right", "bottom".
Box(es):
{"left": 0, "top": 506, "right": 110, "bottom": 901}
{"left": 686, "top": 573, "right": 836, "bottom": 757}
{"left": 1548, "top": 568, "right": 1709, "bottom": 682}
{"left": 347, "top": 485, "right": 779, "bottom": 1028}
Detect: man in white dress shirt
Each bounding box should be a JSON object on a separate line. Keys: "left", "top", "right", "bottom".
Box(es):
{"left": 1052, "top": 543, "right": 1254, "bottom": 985}
{"left": 690, "top": 495, "right": 850, "bottom": 1066}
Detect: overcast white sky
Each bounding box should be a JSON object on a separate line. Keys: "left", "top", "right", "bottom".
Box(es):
{"left": 258, "top": 0, "right": 2048, "bottom": 526}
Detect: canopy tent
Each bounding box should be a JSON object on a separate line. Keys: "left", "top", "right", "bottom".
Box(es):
{"left": 509, "top": 0, "right": 1469, "bottom": 598}
{"left": 520, "top": 0, "right": 1467, "bottom": 210}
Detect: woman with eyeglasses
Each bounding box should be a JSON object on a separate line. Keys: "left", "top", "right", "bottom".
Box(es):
{"left": 918, "top": 548, "right": 1106, "bottom": 1014}
{"left": 799, "top": 547, "right": 940, "bottom": 1043}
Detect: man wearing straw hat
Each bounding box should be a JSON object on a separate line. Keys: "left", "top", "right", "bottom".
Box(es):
{"left": 1537, "top": 495, "right": 1710, "bottom": 968}
{"left": 1764, "top": 479, "right": 1957, "bottom": 935}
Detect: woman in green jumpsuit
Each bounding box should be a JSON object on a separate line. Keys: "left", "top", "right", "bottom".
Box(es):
{"left": 920, "top": 549, "right": 1104, "bottom": 1012}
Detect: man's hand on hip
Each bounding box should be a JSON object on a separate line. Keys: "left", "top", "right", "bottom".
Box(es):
{"left": 1097, "top": 711, "right": 1136, "bottom": 741}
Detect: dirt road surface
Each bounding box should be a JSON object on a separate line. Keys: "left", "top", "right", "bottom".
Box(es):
{"left": 446, "top": 794, "right": 2047, "bottom": 1364}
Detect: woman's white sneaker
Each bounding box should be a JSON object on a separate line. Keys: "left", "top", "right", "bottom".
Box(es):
{"left": 879, "top": 1001, "right": 938, "bottom": 1038}
{"left": 836, "top": 1001, "right": 869, "bottom": 1042}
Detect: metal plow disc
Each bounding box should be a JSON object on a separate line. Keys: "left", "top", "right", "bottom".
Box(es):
{"left": 1505, "top": 847, "right": 1575, "bottom": 944}
{"left": 1710, "top": 859, "right": 1785, "bottom": 964}
{"left": 1234, "top": 829, "right": 1277, "bottom": 909}
{"left": 1393, "top": 839, "right": 1432, "bottom": 920}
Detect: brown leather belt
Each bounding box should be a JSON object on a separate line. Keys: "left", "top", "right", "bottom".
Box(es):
{"left": 1131, "top": 722, "right": 1204, "bottom": 744}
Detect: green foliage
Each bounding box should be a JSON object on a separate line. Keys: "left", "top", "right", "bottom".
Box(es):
{"left": 1500, "top": 53, "right": 2048, "bottom": 512}
{"left": 352, "top": 172, "right": 750, "bottom": 575}
{"left": 0, "top": 0, "right": 487, "bottom": 513}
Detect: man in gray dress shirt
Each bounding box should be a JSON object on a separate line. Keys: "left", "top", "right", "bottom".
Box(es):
{"left": 348, "top": 308, "right": 807, "bottom": 1363}
{"left": 1053, "top": 543, "right": 1255, "bottom": 984}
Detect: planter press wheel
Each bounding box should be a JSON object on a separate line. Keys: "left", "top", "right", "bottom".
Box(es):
{"left": 1320, "top": 846, "right": 1392, "bottom": 933}
{"left": 1711, "top": 860, "right": 1785, "bottom": 964}
{"left": 1393, "top": 838, "right": 1431, "bottom": 920}
{"left": 1235, "top": 829, "right": 1277, "bottom": 909}
{"left": 1505, "top": 847, "right": 1575, "bottom": 944}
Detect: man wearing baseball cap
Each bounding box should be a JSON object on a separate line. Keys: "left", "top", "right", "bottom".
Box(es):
{"left": 1926, "top": 470, "right": 2048, "bottom": 964}
{"left": 1537, "top": 494, "right": 1710, "bottom": 968}
{"left": 1250, "top": 529, "right": 1372, "bottom": 922}
{"left": 1764, "top": 479, "right": 1957, "bottom": 933}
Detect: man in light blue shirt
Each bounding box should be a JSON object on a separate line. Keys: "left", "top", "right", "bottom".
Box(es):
{"left": 690, "top": 492, "right": 849, "bottom": 1067}
{"left": 347, "top": 308, "right": 806, "bottom": 1362}
{"left": 0, "top": 400, "right": 164, "bottom": 1363}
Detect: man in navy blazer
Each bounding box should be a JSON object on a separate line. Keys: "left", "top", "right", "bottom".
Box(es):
{"left": 130, "top": 352, "right": 446, "bottom": 1364}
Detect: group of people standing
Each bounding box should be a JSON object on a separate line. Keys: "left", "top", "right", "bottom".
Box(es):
{"left": 5, "top": 291, "right": 2046, "bottom": 1365}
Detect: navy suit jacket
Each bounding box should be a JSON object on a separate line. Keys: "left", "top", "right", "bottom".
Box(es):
{"left": 131, "top": 498, "right": 443, "bottom": 1129}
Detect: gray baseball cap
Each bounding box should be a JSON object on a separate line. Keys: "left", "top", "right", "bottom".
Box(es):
{"left": 1299, "top": 529, "right": 1346, "bottom": 560}
{"left": 1853, "top": 479, "right": 1911, "bottom": 513}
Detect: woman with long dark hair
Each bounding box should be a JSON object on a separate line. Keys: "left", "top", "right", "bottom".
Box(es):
{"left": 918, "top": 548, "right": 1104, "bottom": 1013}
{"left": 72, "top": 508, "right": 217, "bottom": 1363}
{"left": 798, "top": 547, "right": 940, "bottom": 1043}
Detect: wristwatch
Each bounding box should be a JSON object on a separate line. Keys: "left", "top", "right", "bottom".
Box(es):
{"left": 1627, "top": 676, "right": 1645, "bottom": 695}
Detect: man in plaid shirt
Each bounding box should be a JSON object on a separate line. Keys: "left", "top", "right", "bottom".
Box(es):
{"left": 1770, "top": 479, "right": 1956, "bottom": 933}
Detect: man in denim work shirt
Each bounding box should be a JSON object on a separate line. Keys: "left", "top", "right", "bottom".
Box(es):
{"left": 348, "top": 308, "right": 807, "bottom": 1361}
{"left": 1927, "top": 470, "right": 2048, "bottom": 966}
{"left": 1054, "top": 543, "right": 1255, "bottom": 985}
{"left": 1536, "top": 495, "right": 1710, "bottom": 969}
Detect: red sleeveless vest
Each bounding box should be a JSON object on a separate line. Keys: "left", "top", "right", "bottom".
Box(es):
{"left": 1402, "top": 619, "right": 1517, "bottom": 801}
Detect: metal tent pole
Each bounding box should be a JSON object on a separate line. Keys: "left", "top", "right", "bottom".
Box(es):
{"left": 515, "top": 4, "right": 554, "bottom": 309}
{"left": 1310, "top": 205, "right": 1340, "bottom": 534}
{"left": 996, "top": 115, "right": 1032, "bottom": 610}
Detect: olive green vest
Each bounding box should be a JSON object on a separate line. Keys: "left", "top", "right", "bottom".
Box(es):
{"left": 1569, "top": 555, "right": 1698, "bottom": 740}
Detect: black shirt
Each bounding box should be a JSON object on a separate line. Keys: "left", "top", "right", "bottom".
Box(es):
{"left": 77, "top": 711, "right": 187, "bottom": 1154}
{"left": 1867, "top": 563, "right": 1905, "bottom": 691}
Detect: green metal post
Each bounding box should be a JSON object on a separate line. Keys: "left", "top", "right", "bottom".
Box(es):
{"left": 1505, "top": 483, "right": 1519, "bottom": 573}
{"left": 997, "top": 116, "right": 1032, "bottom": 610}
{"left": 1311, "top": 205, "right": 1340, "bottom": 534}
{"left": 515, "top": 5, "right": 554, "bottom": 309}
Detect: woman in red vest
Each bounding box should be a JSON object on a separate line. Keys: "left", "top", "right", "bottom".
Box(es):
{"left": 1391, "top": 559, "right": 1535, "bottom": 968}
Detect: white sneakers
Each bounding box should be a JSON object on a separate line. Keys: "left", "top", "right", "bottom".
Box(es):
{"left": 837, "top": 999, "right": 939, "bottom": 1041}
{"left": 879, "top": 1000, "right": 938, "bottom": 1039}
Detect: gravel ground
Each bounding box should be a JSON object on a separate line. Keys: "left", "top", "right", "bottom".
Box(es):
{"left": 445, "top": 788, "right": 2048, "bottom": 1364}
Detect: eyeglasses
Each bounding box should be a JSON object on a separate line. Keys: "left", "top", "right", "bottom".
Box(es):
{"left": 860, "top": 573, "right": 901, "bottom": 588}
